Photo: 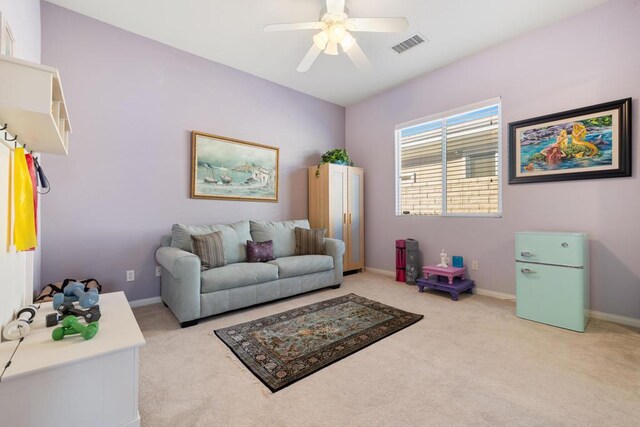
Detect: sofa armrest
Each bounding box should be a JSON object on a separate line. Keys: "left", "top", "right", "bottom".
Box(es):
{"left": 155, "top": 246, "right": 201, "bottom": 323}
{"left": 156, "top": 246, "right": 200, "bottom": 276}
{"left": 324, "top": 238, "right": 345, "bottom": 285}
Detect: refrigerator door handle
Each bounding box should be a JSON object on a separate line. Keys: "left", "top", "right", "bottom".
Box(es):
{"left": 520, "top": 251, "right": 535, "bottom": 257}
{"left": 520, "top": 268, "right": 535, "bottom": 274}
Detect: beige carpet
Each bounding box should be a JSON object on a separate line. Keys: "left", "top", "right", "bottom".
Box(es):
{"left": 133, "top": 272, "right": 640, "bottom": 426}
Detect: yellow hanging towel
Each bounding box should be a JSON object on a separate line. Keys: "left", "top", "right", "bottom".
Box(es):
{"left": 13, "top": 147, "right": 37, "bottom": 251}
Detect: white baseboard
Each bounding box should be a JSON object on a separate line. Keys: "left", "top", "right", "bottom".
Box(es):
{"left": 129, "top": 296, "right": 162, "bottom": 308}
{"left": 474, "top": 287, "right": 516, "bottom": 301}
{"left": 589, "top": 310, "right": 640, "bottom": 329}
{"left": 364, "top": 266, "right": 639, "bottom": 328}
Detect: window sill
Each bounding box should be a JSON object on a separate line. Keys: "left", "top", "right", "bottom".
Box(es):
{"left": 396, "top": 213, "right": 503, "bottom": 219}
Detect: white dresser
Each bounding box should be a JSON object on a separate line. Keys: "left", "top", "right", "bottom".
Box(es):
{"left": 0, "top": 292, "right": 146, "bottom": 426}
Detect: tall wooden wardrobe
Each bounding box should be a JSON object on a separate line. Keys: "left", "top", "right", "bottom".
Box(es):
{"left": 308, "top": 163, "right": 364, "bottom": 272}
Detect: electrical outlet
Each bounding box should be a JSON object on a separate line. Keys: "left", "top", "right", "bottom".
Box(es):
{"left": 126, "top": 270, "right": 135, "bottom": 281}
{"left": 156, "top": 266, "right": 162, "bottom": 277}
{"left": 471, "top": 260, "right": 479, "bottom": 270}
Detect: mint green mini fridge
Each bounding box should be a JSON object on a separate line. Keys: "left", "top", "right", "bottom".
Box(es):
{"left": 515, "top": 232, "right": 589, "bottom": 332}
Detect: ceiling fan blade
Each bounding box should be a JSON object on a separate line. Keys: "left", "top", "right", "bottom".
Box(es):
{"left": 345, "top": 17, "right": 409, "bottom": 33}
{"left": 263, "top": 22, "right": 325, "bottom": 32}
{"left": 345, "top": 41, "right": 371, "bottom": 72}
{"left": 297, "top": 44, "right": 323, "bottom": 72}
{"left": 325, "top": 41, "right": 339, "bottom": 56}
{"left": 326, "top": 0, "right": 345, "bottom": 16}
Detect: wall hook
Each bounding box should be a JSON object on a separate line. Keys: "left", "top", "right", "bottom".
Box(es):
{"left": 0, "top": 123, "right": 6, "bottom": 131}
{"left": 5, "top": 133, "right": 18, "bottom": 142}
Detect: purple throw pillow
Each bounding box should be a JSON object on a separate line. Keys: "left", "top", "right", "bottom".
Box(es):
{"left": 247, "top": 240, "right": 275, "bottom": 262}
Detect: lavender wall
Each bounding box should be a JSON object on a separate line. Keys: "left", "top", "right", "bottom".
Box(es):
{"left": 346, "top": 0, "right": 640, "bottom": 319}
{"left": 40, "top": 3, "right": 345, "bottom": 301}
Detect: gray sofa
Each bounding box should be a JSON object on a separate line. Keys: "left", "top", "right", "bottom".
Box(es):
{"left": 155, "top": 219, "right": 345, "bottom": 327}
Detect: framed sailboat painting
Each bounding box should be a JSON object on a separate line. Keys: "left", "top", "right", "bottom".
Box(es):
{"left": 190, "top": 131, "right": 279, "bottom": 202}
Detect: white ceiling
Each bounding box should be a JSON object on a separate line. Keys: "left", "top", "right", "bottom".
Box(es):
{"left": 44, "top": 0, "right": 607, "bottom": 106}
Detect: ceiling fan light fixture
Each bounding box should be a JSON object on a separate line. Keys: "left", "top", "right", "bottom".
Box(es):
{"left": 324, "top": 40, "right": 339, "bottom": 55}
{"left": 329, "top": 23, "right": 346, "bottom": 43}
{"left": 313, "top": 30, "right": 329, "bottom": 50}
{"left": 265, "top": 1, "right": 409, "bottom": 72}
{"left": 340, "top": 32, "right": 355, "bottom": 52}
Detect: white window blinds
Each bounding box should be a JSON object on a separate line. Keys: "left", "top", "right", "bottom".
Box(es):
{"left": 395, "top": 101, "right": 501, "bottom": 216}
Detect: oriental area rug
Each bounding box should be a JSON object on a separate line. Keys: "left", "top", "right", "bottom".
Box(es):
{"left": 214, "top": 293, "right": 423, "bottom": 392}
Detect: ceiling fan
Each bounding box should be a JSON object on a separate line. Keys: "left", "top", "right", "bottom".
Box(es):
{"left": 264, "top": 0, "right": 409, "bottom": 72}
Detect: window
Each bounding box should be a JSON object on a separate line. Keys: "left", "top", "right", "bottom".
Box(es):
{"left": 395, "top": 99, "right": 501, "bottom": 216}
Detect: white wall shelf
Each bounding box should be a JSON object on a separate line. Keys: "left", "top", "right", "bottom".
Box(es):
{"left": 0, "top": 55, "right": 71, "bottom": 155}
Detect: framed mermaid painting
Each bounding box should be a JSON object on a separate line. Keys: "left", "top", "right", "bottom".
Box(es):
{"left": 508, "top": 98, "right": 631, "bottom": 184}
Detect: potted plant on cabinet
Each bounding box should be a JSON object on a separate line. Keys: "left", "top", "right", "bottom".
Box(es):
{"left": 316, "top": 149, "right": 354, "bottom": 177}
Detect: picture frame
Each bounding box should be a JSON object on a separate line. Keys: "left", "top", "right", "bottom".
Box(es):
{"left": 508, "top": 98, "right": 632, "bottom": 184}
{"left": 190, "top": 131, "right": 279, "bottom": 202}
{"left": 0, "top": 12, "right": 15, "bottom": 57}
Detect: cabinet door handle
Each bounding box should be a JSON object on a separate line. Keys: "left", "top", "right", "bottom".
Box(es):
{"left": 520, "top": 268, "right": 535, "bottom": 274}
{"left": 520, "top": 251, "right": 534, "bottom": 257}
{"left": 348, "top": 213, "right": 352, "bottom": 224}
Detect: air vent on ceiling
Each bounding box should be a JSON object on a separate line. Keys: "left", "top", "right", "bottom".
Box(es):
{"left": 392, "top": 33, "right": 427, "bottom": 54}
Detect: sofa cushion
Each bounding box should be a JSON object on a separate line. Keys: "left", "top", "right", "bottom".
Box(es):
{"left": 267, "top": 255, "right": 334, "bottom": 279}
{"left": 201, "top": 262, "right": 279, "bottom": 293}
{"left": 191, "top": 231, "right": 226, "bottom": 270}
{"left": 250, "top": 220, "right": 309, "bottom": 258}
{"left": 171, "top": 221, "right": 252, "bottom": 264}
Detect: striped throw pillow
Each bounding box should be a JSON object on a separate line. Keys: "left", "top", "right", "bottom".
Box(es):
{"left": 294, "top": 227, "right": 325, "bottom": 255}
{"left": 191, "top": 231, "right": 226, "bottom": 270}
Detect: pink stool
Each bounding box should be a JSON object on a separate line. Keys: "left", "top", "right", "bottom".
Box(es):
{"left": 422, "top": 265, "right": 466, "bottom": 285}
